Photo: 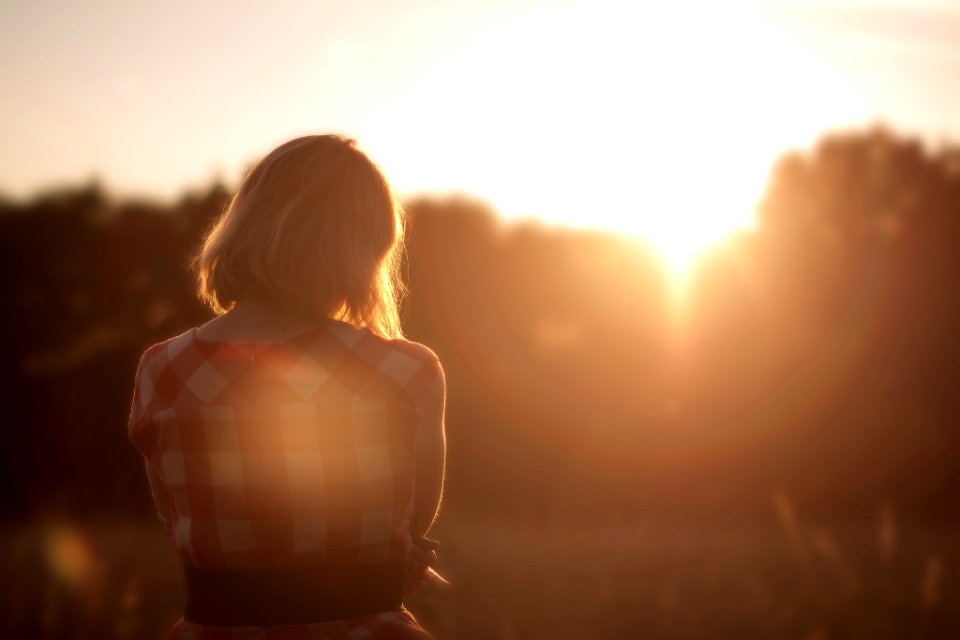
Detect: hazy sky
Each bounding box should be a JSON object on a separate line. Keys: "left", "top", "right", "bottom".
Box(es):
{"left": 2, "top": 0, "right": 959, "bottom": 239}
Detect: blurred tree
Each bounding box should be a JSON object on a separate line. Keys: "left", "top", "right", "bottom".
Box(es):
{"left": 0, "top": 127, "right": 957, "bottom": 522}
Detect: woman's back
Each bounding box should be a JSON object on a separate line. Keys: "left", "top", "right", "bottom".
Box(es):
{"left": 127, "top": 135, "right": 446, "bottom": 639}
{"left": 129, "top": 317, "right": 441, "bottom": 638}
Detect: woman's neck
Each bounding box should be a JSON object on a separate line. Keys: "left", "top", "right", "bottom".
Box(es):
{"left": 197, "top": 296, "right": 327, "bottom": 342}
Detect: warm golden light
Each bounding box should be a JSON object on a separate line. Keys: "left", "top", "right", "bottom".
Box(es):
{"left": 369, "top": 2, "right": 865, "bottom": 279}
{"left": 44, "top": 524, "right": 99, "bottom": 590}
{"left": 4, "top": 2, "right": 960, "bottom": 636}
{"left": 3, "top": 0, "right": 950, "bottom": 282}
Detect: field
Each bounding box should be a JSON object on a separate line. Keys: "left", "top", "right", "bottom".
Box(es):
{"left": 2, "top": 505, "right": 958, "bottom": 639}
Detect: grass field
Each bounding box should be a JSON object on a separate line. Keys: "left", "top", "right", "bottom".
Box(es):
{"left": 2, "top": 507, "right": 957, "bottom": 639}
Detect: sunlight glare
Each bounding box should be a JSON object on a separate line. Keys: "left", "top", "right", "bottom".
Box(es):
{"left": 368, "top": 1, "right": 865, "bottom": 281}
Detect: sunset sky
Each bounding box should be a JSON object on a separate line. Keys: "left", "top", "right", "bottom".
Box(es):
{"left": 2, "top": 0, "right": 959, "bottom": 264}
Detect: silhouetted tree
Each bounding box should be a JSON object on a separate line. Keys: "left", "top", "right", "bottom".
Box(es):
{"left": 1, "top": 127, "right": 958, "bottom": 522}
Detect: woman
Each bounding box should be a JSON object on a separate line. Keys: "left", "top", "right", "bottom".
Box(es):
{"left": 127, "top": 135, "right": 446, "bottom": 639}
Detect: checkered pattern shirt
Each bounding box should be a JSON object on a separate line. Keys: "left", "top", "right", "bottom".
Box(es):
{"left": 128, "top": 320, "right": 441, "bottom": 640}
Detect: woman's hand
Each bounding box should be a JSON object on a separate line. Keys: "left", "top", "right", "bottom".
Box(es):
{"left": 402, "top": 534, "right": 441, "bottom": 597}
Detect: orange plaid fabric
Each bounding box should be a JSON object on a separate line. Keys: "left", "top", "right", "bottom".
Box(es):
{"left": 128, "top": 320, "right": 441, "bottom": 639}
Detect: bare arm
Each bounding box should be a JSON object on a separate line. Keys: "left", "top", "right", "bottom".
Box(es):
{"left": 402, "top": 360, "right": 447, "bottom": 595}
{"left": 411, "top": 360, "right": 446, "bottom": 538}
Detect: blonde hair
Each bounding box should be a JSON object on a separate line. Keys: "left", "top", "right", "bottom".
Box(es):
{"left": 194, "top": 135, "right": 406, "bottom": 339}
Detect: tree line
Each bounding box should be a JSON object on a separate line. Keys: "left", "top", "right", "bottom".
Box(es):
{"left": 1, "top": 126, "right": 958, "bottom": 523}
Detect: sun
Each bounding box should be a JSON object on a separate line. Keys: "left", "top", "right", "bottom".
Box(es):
{"left": 368, "top": 1, "right": 858, "bottom": 280}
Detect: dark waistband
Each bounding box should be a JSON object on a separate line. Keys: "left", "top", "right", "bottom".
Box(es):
{"left": 183, "top": 563, "right": 403, "bottom": 627}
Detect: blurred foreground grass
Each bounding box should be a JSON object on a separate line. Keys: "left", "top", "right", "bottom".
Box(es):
{"left": 2, "top": 507, "right": 957, "bottom": 639}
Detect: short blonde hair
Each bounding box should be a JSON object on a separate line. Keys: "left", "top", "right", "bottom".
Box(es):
{"left": 194, "top": 135, "right": 406, "bottom": 339}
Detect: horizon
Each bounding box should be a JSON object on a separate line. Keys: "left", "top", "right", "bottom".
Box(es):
{"left": 3, "top": 4, "right": 960, "bottom": 634}
{"left": 3, "top": 0, "right": 960, "bottom": 269}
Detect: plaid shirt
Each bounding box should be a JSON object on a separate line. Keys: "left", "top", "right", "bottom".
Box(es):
{"left": 128, "top": 320, "right": 441, "bottom": 639}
